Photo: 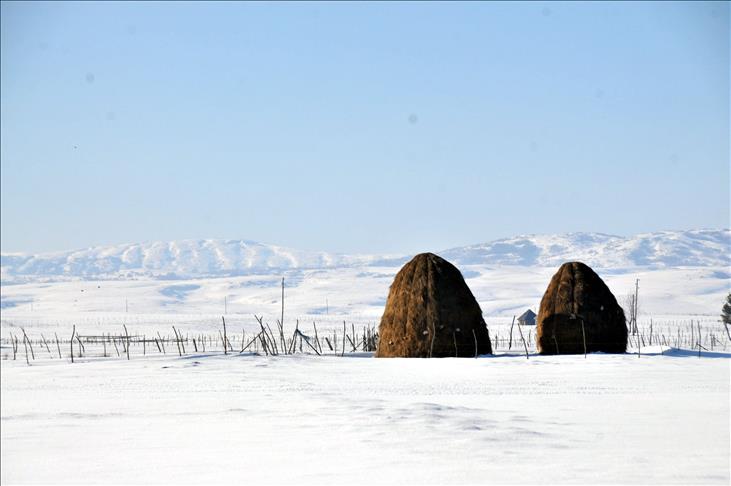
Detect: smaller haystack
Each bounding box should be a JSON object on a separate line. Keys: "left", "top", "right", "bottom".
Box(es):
{"left": 375, "top": 253, "right": 492, "bottom": 358}
{"left": 536, "top": 261, "right": 627, "bottom": 354}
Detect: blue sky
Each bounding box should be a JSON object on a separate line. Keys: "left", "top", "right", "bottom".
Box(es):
{"left": 1, "top": 1, "right": 728, "bottom": 254}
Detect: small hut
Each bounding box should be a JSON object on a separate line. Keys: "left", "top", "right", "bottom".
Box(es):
{"left": 536, "top": 261, "right": 627, "bottom": 354}
{"left": 517, "top": 309, "right": 536, "bottom": 326}
{"left": 375, "top": 252, "right": 492, "bottom": 358}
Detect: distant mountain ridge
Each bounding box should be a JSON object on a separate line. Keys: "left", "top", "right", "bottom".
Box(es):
{"left": 1, "top": 229, "right": 729, "bottom": 283}
{"left": 0, "top": 240, "right": 398, "bottom": 283}
{"left": 440, "top": 229, "right": 730, "bottom": 269}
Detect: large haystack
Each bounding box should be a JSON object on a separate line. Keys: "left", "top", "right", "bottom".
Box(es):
{"left": 375, "top": 253, "right": 492, "bottom": 358}
{"left": 536, "top": 261, "right": 627, "bottom": 354}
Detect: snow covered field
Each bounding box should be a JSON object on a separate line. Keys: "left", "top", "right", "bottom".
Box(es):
{"left": 2, "top": 229, "right": 728, "bottom": 336}
{"left": 1, "top": 265, "right": 728, "bottom": 334}
{"left": 2, "top": 230, "right": 729, "bottom": 484}
{"left": 1, "top": 349, "right": 729, "bottom": 484}
{"left": 2, "top": 264, "right": 728, "bottom": 365}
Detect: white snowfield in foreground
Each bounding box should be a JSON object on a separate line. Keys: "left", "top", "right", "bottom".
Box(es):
{"left": 1, "top": 228, "right": 729, "bottom": 484}
{"left": 1, "top": 349, "right": 729, "bottom": 485}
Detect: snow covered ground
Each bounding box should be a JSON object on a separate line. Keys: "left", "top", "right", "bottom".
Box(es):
{"left": 1, "top": 349, "right": 729, "bottom": 484}
{"left": 1, "top": 265, "right": 728, "bottom": 335}
{"left": 1, "top": 229, "right": 729, "bottom": 484}
{"left": 2, "top": 228, "right": 728, "bottom": 338}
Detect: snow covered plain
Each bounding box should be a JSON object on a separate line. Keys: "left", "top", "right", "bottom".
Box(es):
{"left": 2, "top": 229, "right": 728, "bottom": 332}
{"left": 1, "top": 229, "right": 730, "bottom": 484}
{"left": 2, "top": 349, "right": 729, "bottom": 484}
{"left": 0, "top": 265, "right": 727, "bottom": 341}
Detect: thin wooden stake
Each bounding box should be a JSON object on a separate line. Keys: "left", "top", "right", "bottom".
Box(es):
{"left": 516, "top": 317, "right": 529, "bottom": 359}
{"left": 21, "top": 332, "right": 29, "bottom": 365}
{"left": 265, "top": 322, "right": 278, "bottom": 355}
{"left": 472, "top": 329, "right": 478, "bottom": 358}
{"left": 54, "top": 333, "right": 61, "bottom": 359}
{"left": 41, "top": 334, "right": 52, "bottom": 357}
{"left": 157, "top": 332, "right": 166, "bottom": 354}
{"left": 295, "top": 330, "right": 321, "bottom": 355}
{"left": 172, "top": 327, "right": 182, "bottom": 356}
{"left": 241, "top": 331, "right": 263, "bottom": 353}
{"left": 342, "top": 321, "right": 346, "bottom": 357}
{"left": 123, "top": 325, "right": 130, "bottom": 360}
{"left": 21, "top": 328, "right": 35, "bottom": 361}
{"left": 313, "top": 322, "right": 322, "bottom": 354}
{"left": 508, "top": 318, "right": 515, "bottom": 350}
{"left": 429, "top": 322, "right": 436, "bottom": 358}
{"left": 70, "top": 325, "right": 76, "bottom": 363}
{"left": 222, "top": 316, "right": 228, "bottom": 355}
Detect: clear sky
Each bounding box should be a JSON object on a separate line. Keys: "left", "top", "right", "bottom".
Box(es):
{"left": 1, "top": 1, "right": 728, "bottom": 254}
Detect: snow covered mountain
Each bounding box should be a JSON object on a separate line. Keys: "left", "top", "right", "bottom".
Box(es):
{"left": 1, "top": 229, "right": 728, "bottom": 282}
{"left": 0, "top": 240, "right": 397, "bottom": 282}
{"left": 441, "top": 229, "right": 730, "bottom": 269}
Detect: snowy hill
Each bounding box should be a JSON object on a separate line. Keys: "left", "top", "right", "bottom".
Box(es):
{"left": 0, "top": 240, "right": 395, "bottom": 282}
{"left": 1, "top": 229, "right": 729, "bottom": 282}
{"left": 441, "top": 229, "right": 730, "bottom": 269}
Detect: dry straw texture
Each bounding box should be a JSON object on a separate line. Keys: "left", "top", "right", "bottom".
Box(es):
{"left": 375, "top": 253, "right": 492, "bottom": 358}
{"left": 536, "top": 261, "right": 627, "bottom": 354}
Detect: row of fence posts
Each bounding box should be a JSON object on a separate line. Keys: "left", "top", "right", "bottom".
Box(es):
{"left": 4, "top": 317, "right": 380, "bottom": 364}
{"left": 3, "top": 318, "right": 729, "bottom": 365}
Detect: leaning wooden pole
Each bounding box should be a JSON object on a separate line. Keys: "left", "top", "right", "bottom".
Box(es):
{"left": 516, "top": 316, "right": 529, "bottom": 360}
{"left": 41, "top": 333, "right": 52, "bottom": 357}
{"left": 21, "top": 328, "right": 35, "bottom": 361}
{"left": 508, "top": 318, "right": 515, "bottom": 350}
{"left": 172, "top": 326, "right": 182, "bottom": 357}
{"left": 21, "top": 331, "right": 30, "bottom": 365}
{"left": 54, "top": 333, "right": 62, "bottom": 359}
{"left": 123, "top": 324, "right": 130, "bottom": 360}
{"left": 222, "top": 316, "right": 228, "bottom": 355}
{"left": 70, "top": 325, "right": 76, "bottom": 364}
